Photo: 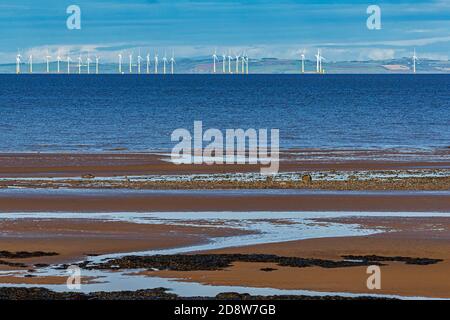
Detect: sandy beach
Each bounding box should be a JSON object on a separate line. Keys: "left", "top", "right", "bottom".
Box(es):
{"left": 0, "top": 150, "right": 448, "bottom": 178}
{"left": 148, "top": 216, "right": 450, "bottom": 298}
{"left": 0, "top": 218, "right": 248, "bottom": 267}
{"left": 0, "top": 190, "right": 449, "bottom": 212}
{"left": 0, "top": 150, "right": 448, "bottom": 299}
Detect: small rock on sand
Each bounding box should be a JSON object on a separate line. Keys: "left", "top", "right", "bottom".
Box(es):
{"left": 302, "top": 175, "right": 312, "bottom": 184}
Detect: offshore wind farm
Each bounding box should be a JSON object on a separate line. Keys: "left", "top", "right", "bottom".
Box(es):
{"left": 8, "top": 47, "right": 449, "bottom": 75}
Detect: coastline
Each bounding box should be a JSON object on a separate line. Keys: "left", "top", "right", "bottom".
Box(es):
{"left": 0, "top": 149, "right": 449, "bottom": 299}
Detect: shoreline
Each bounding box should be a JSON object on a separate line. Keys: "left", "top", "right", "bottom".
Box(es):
{"left": 0, "top": 150, "right": 448, "bottom": 178}
{"left": 0, "top": 149, "right": 449, "bottom": 299}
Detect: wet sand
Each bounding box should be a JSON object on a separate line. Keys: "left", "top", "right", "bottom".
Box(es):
{"left": 0, "top": 150, "right": 449, "bottom": 298}
{"left": 0, "top": 191, "right": 448, "bottom": 212}
{"left": 148, "top": 217, "right": 450, "bottom": 298}
{"left": 0, "top": 150, "right": 449, "bottom": 178}
{"left": 0, "top": 219, "right": 249, "bottom": 266}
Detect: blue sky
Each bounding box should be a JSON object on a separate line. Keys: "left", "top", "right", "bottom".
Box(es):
{"left": 0, "top": 0, "right": 449, "bottom": 62}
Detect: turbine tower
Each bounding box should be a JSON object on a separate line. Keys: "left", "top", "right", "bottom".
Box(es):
{"left": 228, "top": 54, "right": 233, "bottom": 74}
{"left": 412, "top": 49, "right": 418, "bottom": 74}
{"left": 57, "top": 53, "right": 61, "bottom": 74}
{"left": 222, "top": 53, "right": 226, "bottom": 73}
{"left": 246, "top": 55, "right": 249, "bottom": 74}
{"left": 163, "top": 52, "right": 168, "bottom": 75}
{"left": 67, "top": 56, "right": 72, "bottom": 74}
{"left": 137, "top": 51, "right": 142, "bottom": 74}
{"left": 118, "top": 54, "right": 123, "bottom": 74}
{"left": 212, "top": 49, "right": 218, "bottom": 73}
{"left": 78, "top": 55, "right": 82, "bottom": 74}
{"left": 315, "top": 49, "right": 320, "bottom": 73}
{"left": 28, "top": 55, "right": 33, "bottom": 74}
{"left": 235, "top": 53, "right": 240, "bottom": 74}
{"left": 46, "top": 52, "right": 51, "bottom": 73}
{"left": 315, "top": 49, "right": 325, "bottom": 74}
{"left": 87, "top": 55, "right": 92, "bottom": 74}
{"left": 319, "top": 50, "right": 326, "bottom": 74}
{"left": 146, "top": 53, "right": 150, "bottom": 74}
{"left": 154, "top": 53, "right": 159, "bottom": 74}
{"left": 170, "top": 51, "right": 175, "bottom": 75}
{"left": 300, "top": 50, "right": 305, "bottom": 74}
{"left": 95, "top": 56, "right": 99, "bottom": 74}
{"left": 129, "top": 53, "right": 133, "bottom": 73}
{"left": 16, "top": 53, "right": 22, "bottom": 74}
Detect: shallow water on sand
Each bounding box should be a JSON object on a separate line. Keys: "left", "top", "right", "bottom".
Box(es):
{"left": 1, "top": 210, "right": 450, "bottom": 299}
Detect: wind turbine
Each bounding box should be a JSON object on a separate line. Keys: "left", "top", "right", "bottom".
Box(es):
{"left": 67, "top": 56, "right": 72, "bottom": 74}
{"left": 154, "top": 52, "right": 159, "bottom": 74}
{"left": 228, "top": 54, "right": 233, "bottom": 74}
{"left": 319, "top": 50, "right": 326, "bottom": 73}
{"left": 246, "top": 55, "right": 249, "bottom": 74}
{"left": 118, "top": 54, "right": 123, "bottom": 74}
{"left": 300, "top": 50, "right": 305, "bottom": 74}
{"left": 241, "top": 52, "right": 246, "bottom": 74}
{"left": 412, "top": 49, "right": 418, "bottom": 74}
{"left": 16, "top": 52, "right": 22, "bottom": 74}
{"left": 235, "top": 53, "right": 240, "bottom": 74}
{"left": 137, "top": 51, "right": 142, "bottom": 74}
{"left": 315, "top": 49, "right": 321, "bottom": 73}
{"left": 163, "top": 52, "right": 168, "bottom": 75}
{"left": 95, "top": 56, "right": 99, "bottom": 74}
{"left": 86, "top": 55, "right": 92, "bottom": 74}
{"left": 28, "top": 55, "right": 33, "bottom": 74}
{"left": 212, "top": 49, "right": 219, "bottom": 73}
{"left": 46, "top": 51, "right": 51, "bottom": 73}
{"left": 315, "top": 49, "right": 326, "bottom": 73}
{"left": 170, "top": 51, "right": 175, "bottom": 75}
{"left": 78, "top": 55, "right": 82, "bottom": 74}
{"left": 57, "top": 52, "right": 61, "bottom": 74}
{"left": 221, "top": 53, "right": 226, "bottom": 73}
{"left": 129, "top": 53, "right": 133, "bottom": 73}
{"left": 146, "top": 53, "right": 151, "bottom": 74}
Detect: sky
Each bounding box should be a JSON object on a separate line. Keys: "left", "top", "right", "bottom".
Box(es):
{"left": 0, "top": 0, "right": 449, "bottom": 63}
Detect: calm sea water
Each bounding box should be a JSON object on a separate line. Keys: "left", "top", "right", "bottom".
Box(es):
{"left": 0, "top": 74, "right": 448, "bottom": 152}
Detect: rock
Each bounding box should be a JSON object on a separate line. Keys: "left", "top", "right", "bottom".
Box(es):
{"left": 302, "top": 174, "right": 312, "bottom": 184}
{"left": 260, "top": 267, "right": 277, "bottom": 272}
{"left": 0, "top": 251, "right": 58, "bottom": 259}
{"left": 86, "top": 253, "right": 380, "bottom": 272}
{"left": 0, "top": 287, "right": 395, "bottom": 300}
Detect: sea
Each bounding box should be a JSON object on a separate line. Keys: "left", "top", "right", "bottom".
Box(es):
{"left": 0, "top": 74, "right": 448, "bottom": 152}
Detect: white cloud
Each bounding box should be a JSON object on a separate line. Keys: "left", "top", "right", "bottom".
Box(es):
{"left": 367, "top": 49, "right": 396, "bottom": 60}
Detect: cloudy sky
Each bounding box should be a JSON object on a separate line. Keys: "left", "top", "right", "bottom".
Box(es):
{"left": 0, "top": 0, "right": 449, "bottom": 62}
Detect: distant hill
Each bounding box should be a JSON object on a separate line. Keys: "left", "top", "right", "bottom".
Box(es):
{"left": 1, "top": 58, "right": 449, "bottom": 74}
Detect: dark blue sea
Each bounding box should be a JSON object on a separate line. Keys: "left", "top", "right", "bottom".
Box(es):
{"left": 0, "top": 74, "right": 448, "bottom": 152}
